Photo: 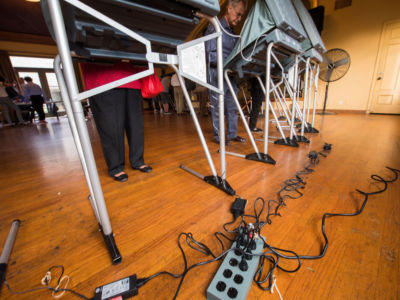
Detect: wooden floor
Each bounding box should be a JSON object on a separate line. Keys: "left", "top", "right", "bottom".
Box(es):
{"left": 0, "top": 111, "right": 399, "bottom": 300}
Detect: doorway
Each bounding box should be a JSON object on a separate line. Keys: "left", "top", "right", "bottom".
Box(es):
{"left": 368, "top": 20, "right": 400, "bottom": 114}
{"left": 10, "top": 56, "right": 65, "bottom": 115}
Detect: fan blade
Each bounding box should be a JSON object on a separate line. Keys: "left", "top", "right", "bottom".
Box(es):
{"left": 323, "top": 54, "right": 333, "bottom": 66}
{"left": 334, "top": 57, "right": 350, "bottom": 67}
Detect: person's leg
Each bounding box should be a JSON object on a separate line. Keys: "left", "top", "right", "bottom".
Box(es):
{"left": 160, "top": 92, "right": 170, "bottom": 113}
{"left": 225, "top": 82, "right": 239, "bottom": 140}
{"left": 199, "top": 90, "right": 208, "bottom": 116}
{"left": 9, "top": 100, "right": 25, "bottom": 123}
{"left": 179, "top": 87, "right": 185, "bottom": 114}
{"left": 30, "top": 95, "right": 46, "bottom": 121}
{"left": 208, "top": 68, "right": 220, "bottom": 141}
{"left": 174, "top": 87, "right": 183, "bottom": 114}
{"left": 90, "top": 89, "right": 126, "bottom": 176}
{"left": 0, "top": 97, "right": 13, "bottom": 124}
{"left": 125, "top": 89, "right": 146, "bottom": 169}
{"left": 249, "top": 78, "right": 263, "bottom": 130}
{"left": 225, "top": 95, "right": 239, "bottom": 140}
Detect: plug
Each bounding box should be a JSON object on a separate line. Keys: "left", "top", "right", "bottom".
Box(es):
{"left": 93, "top": 274, "right": 139, "bottom": 300}
{"left": 231, "top": 198, "right": 247, "bottom": 220}
{"left": 308, "top": 151, "right": 318, "bottom": 160}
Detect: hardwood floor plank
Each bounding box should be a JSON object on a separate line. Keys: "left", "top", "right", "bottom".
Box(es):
{"left": 0, "top": 112, "right": 399, "bottom": 299}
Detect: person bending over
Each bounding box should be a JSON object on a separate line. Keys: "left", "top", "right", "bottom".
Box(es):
{"left": 205, "top": 0, "right": 247, "bottom": 146}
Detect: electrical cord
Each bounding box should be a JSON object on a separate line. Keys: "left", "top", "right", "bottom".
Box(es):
{"left": 4, "top": 265, "right": 92, "bottom": 300}
{"left": 249, "top": 165, "right": 400, "bottom": 292}
{"left": 266, "top": 166, "right": 400, "bottom": 260}
{"left": 5, "top": 145, "right": 398, "bottom": 300}
{"left": 215, "top": 17, "right": 269, "bottom": 63}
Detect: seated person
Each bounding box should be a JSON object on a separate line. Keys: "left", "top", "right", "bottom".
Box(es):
{"left": 0, "top": 76, "right": 26, "bottom": 125}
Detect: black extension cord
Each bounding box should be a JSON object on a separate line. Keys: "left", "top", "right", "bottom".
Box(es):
{"left": 5, "top": 143, "right": 399, "bottom": 300}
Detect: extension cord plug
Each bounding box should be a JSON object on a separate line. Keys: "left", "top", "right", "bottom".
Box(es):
{"left": 206, "top": 234, "right": 264, "bottom": 300}
{"left": 231, "top": 198, "right": 247, "bottom": 220}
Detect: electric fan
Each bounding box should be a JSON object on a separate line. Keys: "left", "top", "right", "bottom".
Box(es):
{"left": 318, "top": 48, "right": 351, "bottom": 115}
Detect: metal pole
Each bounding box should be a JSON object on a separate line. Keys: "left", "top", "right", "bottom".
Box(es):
{"left": 0, "top": 220, "right": 20, "bottom": 290}
{"left": 289, "top": 55, "right": 299, "bottom": 140}
{"left": 257, "top": 76, "right": 288, "bottom": 143}
{"left": 224, "top": 70, "right": 261, "bottom": 159}
{"left": 322, "top": 81, "right": 330, "bottom": 114}
{"left": 259, "top": 43, "right": 273, "bottom": 154}
{"left": 306, "top": 63, "right": 315, "bottom": 125}
{"left": 208, "top": 17, "right": 226, "bottom": 180}
{"left": 300, "top": 58, "right": 310, "bottom": 136}
{"left": 47, "top": 0, "right": 120, "bottom": 264}
{"left": 311, "top": 65, "right": 320, "bottom": 128}
{"left": 272, "top": 84, "right": 296, "bottom": 136}
{"left": 171, "top": 65, "right": 218, "bottom": 177}
{"left": 54, "top": 56, "right": 101, "bottom": 223}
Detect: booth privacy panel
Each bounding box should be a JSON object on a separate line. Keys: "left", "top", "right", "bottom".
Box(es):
{"left": 224, "top": 0, "right": 275, "bottom": 68}
{"left": 41, "top": 0, "right": 219, "bottom": 59}
{"left": 292, "top": 0, "right": 326, "bottom": 54}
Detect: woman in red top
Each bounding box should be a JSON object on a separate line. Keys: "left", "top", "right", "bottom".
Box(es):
{"left": 80, "top": 61, "right": 152, "bottom": 182}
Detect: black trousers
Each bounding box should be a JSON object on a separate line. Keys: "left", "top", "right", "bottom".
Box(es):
{"left": 30, "top": 95, "right": 46, "bottom": 121}
{"left": 90, "top": 88, "right": 145, "bottom": 176}
{"left": 208, "top": 68, "right": 238, "bottom": 141}
{"left": 249, "top": 77, "right": 264, "bottom": 130}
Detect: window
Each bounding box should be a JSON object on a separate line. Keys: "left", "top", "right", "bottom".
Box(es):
{"left": 10, "top": 56, "right": 65, "bottom": 114}
{"left": 10, "top": 56, "right": 54, "bottom": 69}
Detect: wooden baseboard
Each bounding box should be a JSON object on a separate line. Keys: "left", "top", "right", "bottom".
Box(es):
{"left": 316, "top": 109, "right": 367, "bottom": 114}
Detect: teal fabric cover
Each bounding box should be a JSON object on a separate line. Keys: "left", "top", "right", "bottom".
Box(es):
{"left": 224, "top": 0, "right": 275, "bottom": 67}
{"left": 224, "top": 0, "right": 315, "bottom": 68}
{"left": 300, "top": 37, "right": 313, "bottom": 52}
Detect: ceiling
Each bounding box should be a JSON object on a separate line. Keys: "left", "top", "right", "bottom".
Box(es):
{"left": 0, "top": 0, "right": 50, "bottom": 37}
{"left": 0, "top": 0, "right": 313, "bottom": 46}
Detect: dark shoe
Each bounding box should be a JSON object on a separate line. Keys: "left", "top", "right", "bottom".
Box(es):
{"left": 112, "top": 173, "right": 128, "bottom": 182}
{"left": 251, "top": 127, "right": 263, "bottom": 133}
{"left": 133, "top": 165, "right": 152, "bottom": 173}
{"left": 230, "top": 136, "right": 246, "bottom": 143}
{"left": 213, "top": 139, "right": 231, "bottom": 146}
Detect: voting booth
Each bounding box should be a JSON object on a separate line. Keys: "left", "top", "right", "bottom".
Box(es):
{"left": 41, "top": 0, "right": 235, "bottom": 264}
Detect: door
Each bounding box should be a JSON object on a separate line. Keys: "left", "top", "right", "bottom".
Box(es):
{"left": 369, "top": 20, "right": 400, "bottom": 114}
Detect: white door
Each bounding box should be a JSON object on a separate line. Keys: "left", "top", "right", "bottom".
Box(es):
{"left": 370, "top": 20, "right": 400, "bottom": 114}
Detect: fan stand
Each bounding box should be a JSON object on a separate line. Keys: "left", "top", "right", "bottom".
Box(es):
{"left": 317, "top": 81, "right": 337, "bottom": 115}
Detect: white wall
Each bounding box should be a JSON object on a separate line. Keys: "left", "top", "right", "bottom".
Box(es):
{"left": 317, "top": 0, "right": 400, "bottom": 111}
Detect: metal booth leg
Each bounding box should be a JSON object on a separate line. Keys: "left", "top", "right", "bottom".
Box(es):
{"left": 47, "top": 0, "right": 121, "bottom": 264}
{"left": 173, "top": 66, "right": 235, "bottom": 196}
{"left": 54, "top": 56, "right": 102, "bottom": 225}
{"left": 297, "top": 57, "right": 310, "bottom": 143}
{"left": 174, "top": 16, "right": 235, "bottom": 196}
{"left": 305, "top": 64, "right": 320, "bottom": 133}
{"left": 274, "top": 55, "right": 300, "bottom": 147}
{"left": 224, "top": 70, "right": 275, "bottom": 165}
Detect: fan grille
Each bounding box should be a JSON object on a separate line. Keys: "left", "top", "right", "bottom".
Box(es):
{"left": 319, "top": 48, "right": 350, "bottom": 82}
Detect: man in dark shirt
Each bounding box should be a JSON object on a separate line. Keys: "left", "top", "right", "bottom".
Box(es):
{"left": 205, "top": 0, "right": 247, "bottom": 145}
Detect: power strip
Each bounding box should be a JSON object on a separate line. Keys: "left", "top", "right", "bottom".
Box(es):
{"left": 206, "top": 233, "right": 264, "bottom": 300}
